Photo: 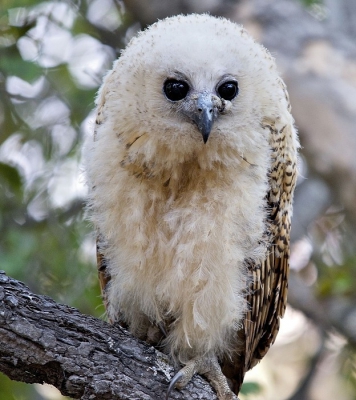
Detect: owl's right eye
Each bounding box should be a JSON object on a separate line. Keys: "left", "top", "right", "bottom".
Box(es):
{"left": 164, "top": 79, "right": 189, "bottom": 101}
{"left": 217, "top": 80, "right": 239, "bottom": 101}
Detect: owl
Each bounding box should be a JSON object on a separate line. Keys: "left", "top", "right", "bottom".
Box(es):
{"left": 85, "top": 14, "right": 299, "bottom": 399}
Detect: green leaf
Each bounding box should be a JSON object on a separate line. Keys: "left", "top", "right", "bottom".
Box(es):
{"left": 0, "top": 162, "right": 22, "bottom": 193}
{"left": 0, "top": 46, "right": 42, "bottom": 81}
{"left": 300, "top": 0, "right": 322, "bottom": 5}
{"left": 240, "top": 381, "right": 262, "bottom": 395}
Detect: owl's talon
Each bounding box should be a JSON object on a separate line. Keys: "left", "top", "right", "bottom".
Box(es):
{"left": 166, "top": 370, "right": 184, "bottom": 400}
{"left": 166, "top": 356, "right": 238, "bottom": 399}
{"left": 158, "top": 321, "right": 168, "bottom": 337}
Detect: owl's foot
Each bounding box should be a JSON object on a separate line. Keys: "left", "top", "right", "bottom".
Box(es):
{"left": 166, "top": 354, "right": 239, "bottom": 400}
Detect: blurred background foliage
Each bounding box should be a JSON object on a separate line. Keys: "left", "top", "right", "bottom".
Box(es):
{"left": 0, "top": 0, "right": 355, "bottom": 399}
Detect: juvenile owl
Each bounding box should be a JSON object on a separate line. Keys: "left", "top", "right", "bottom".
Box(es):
{"left": 85, "top": 14, "right": 299, "bottom": 399}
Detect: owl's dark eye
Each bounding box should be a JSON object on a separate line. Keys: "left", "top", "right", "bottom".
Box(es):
{"left": 217, "top": 81, "right": 239, "bottom": 101}
{"left": 164, "top": 79, "right": 189, "bottom": 101}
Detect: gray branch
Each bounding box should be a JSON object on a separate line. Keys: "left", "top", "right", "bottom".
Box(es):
{"left": 1, "top": 269, "right": 355, "bottom": 399}
{"left": 0, "top": 271, "right": 218, "bottom": 400}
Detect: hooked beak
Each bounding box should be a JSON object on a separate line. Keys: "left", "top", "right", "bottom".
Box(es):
{"left": 192, "top": 94, "right": 217, "bottom": 143}
{"left": 183, "top": 92, "right": 219, "bottom": 144}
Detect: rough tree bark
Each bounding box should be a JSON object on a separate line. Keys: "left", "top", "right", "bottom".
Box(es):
{"left": 0, "top": 271, "right": 218, "bottom": 399}
{"left": 1, "top": 268, "right": 355, "bottom": 399}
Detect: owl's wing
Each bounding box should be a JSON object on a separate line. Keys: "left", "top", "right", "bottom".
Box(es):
{"left": 223, "top": 84, "right": 298, "bottom": 393}
{"left": 246, "top": 103, "right": 298, "bottom": 363}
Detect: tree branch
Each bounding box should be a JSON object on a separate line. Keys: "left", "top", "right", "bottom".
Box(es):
{"left": 1, "top": 268, "right": 355, "bottom": 399}
{"left": 0, "top": 271, "right": 218, "bottom": 400}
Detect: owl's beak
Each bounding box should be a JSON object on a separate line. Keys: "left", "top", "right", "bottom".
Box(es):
{"left": 191, "top": 94, "right": 218, "bottom": 143}
{"left": 181, "top": 92, "right": 220, "bottom": 143}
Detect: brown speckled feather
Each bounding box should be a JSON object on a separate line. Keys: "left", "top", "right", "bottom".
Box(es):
{"left": 96, "top": 237, "right": 111, "bottom": 313}
{"left": 223, "top": 82, "right": 298, "bottom": 393}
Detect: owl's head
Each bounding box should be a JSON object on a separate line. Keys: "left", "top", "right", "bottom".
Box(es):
{"left": 94, "top": 14, "right": 287, "bottom": 169}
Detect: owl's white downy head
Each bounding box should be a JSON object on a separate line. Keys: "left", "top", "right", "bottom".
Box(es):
{"left": 93, "top": 14, "right": 286, "bottom": 171}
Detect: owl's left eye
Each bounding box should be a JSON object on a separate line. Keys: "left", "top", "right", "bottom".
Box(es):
{"left": 164, "top": 79, "right": 189, "bottom": 101}
{"left": 217, "top": 81, "right": 239, "bottom": 101}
